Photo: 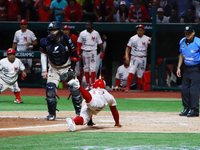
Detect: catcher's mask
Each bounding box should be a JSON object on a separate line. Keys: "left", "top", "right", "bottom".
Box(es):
{"left": 47, "top": 21, "right": 63, "bottom": 41}
{"left": 93, "top": 79, "right": 106, "bottom": 89}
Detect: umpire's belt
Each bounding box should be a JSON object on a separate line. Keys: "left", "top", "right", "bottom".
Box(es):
{"left": 132, "top": 55, "right": 146, "bottom": 58}
{"left": 184, "top": 64, "right": 200, "bottom": 68}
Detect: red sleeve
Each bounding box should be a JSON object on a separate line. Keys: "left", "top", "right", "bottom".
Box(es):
{"left": 140, "top": 6, "right": 150, "bottom": 22}
{"left": 115, "top": 78, "right": 120, "bottom": 87}
{"left": 64, "top": 6, "right": 70, "bottom": 21}
{"left": 109, "top": 106, "right": 119, "bottom": 124}
{"left": 126, "top": 45, "right": 131, "bottom": 49}
{"left": 70, "top": 34, "right": 78, "bottom": 47}
{"left": 128, "top": 7, "right": 134, "bottom": 21}
{"left": 77, "top": 42, "right": 82, "bottom": 50}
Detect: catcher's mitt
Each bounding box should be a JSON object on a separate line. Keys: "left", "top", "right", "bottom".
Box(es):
{"left": 60, "top": 70, "right": 75, "bottom": 82}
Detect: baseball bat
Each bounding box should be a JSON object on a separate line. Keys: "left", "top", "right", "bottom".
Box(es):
{"left": 99, "top": 58, "right": 102, "bottom": 79}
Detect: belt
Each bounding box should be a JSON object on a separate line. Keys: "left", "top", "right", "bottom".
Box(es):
{"left": 184, "top": 64, "right": 200, "bottom": 68}
{"left": 132, "top": 55, "right": 146, "bottom": 58}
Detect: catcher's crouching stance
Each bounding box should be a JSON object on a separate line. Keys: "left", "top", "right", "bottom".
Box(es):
{"left": 65, "top": 78, "right": 122, "bottom": 132}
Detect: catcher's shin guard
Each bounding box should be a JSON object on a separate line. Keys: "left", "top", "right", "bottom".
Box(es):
{"left": 46, "top": 97, "right": 57, "bottom": 116}
{"left": 70, "top": 89, "right": 82, "bottom": 116}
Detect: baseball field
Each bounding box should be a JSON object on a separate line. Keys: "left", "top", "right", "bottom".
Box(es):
{"left": 1, "top": 88, "right": 200, "bottom": 150}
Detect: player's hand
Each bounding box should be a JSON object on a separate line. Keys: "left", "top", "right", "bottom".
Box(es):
{"left": 100, "top": 52, "right": 104, "bottom": 58}
{"left": 102, "top": 35, "right": 107, "bottom": 41}
{"left": 177, "top": 68, "right": 181, "bottom": 77}
{"left": 43, "top": 71, "right": 48, "bottom": 79}
{"left": 115, "top": 123, "right": 122, "bottom": 127}
{"left": 21, "top": 71, "right": 27, "bottom": 80}
{"left": 26, "top": 42, "right": 32, "bottom": 46}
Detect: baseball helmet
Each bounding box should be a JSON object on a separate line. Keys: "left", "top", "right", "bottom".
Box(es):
{"left": 93, "top": 79, "right": 106, "bottom": 89}
{"left": 47, "top": 21, "right": 63, "bottom": 41}
{"left": 7, "top": 48, "right": 16, "bottom": 54}
{"left": 63, "top": 25, "right": 70, "bottom": 30}
{"left": 136, "top": 24, "right": 145, "bottom": 29}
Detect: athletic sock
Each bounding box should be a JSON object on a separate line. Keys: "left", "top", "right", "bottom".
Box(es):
{"left": 126, "top": 73, "right": 134, "bottom": 89}
{"left": 73, "top": 116, "right": 84, "bottom": 125}
{"left": 14, "top": 92, "right": 21, "bottom": 100}
{"left": 85, "top": 72, "right": 90, "bottom": 85}
{"left": 91, "top": 72, "right": 96, "bottom": 86}
{"left": 137, "top": 78, "right": 142, "bottom": 90}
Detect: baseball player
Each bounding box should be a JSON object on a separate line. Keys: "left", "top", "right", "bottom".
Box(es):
{"left": 113, "top": 55, "right": 130, "bottom": 91}
{"left": 77, "top": 21, "right": 104, "bottom": 91}
{"left": 124, "top": 24, "right": 151, "bottom": 92}
{"left": 0, "top": 48, "right": 27, "bottom": 103}
{"left": 39, "top": 21, "right": 82, "bottom": 121}
{"left": 66, "top": 78, "right": 122, "bottom": 132}
{"left": 12, "top": 19, "right": 38, "bottom": 73}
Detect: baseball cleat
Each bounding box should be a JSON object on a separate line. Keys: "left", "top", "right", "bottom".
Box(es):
{"left": 66, "top": 117, "right": 76, "bottom": 132}
{"left": 14, "top": 99, "right": 24, "bottom": 103}
{"left": 46, "top": 114, "right": 56, "bottom": 121}
{"left": 124, "top": 87, "right": 130, "bottom": 92}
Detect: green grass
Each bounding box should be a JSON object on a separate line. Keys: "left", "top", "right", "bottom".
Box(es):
{"left": 0, "top": 95, "right": 183, "bottom": 112}
{"left": 1, "top": 132, "right": 200, "bottom": 150}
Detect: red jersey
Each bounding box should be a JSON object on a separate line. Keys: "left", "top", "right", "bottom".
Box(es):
{"left": 128, "top": 5, "right": 150, "bottom": 22}
{"left": 70, "top": 34, "right": 78, "bottom": 48}
{"left": 34, "top": 0, "right": 51, "bottom": 21}
{"left": 0, "top": 0, "right": 8, "bottom": 21}
{"left": 8, "top": 0, "right": 21, "bottom": 21}
{"left": 93, "top": 0, "right": 114, "bottom": 22}
{"left": 64, "top": 3, "right": 82, "bottom": 22}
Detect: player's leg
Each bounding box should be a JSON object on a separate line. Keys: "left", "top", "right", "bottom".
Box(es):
{"left": 12, "top": 82, "right": 23, "bottom": 103}
{"left": 83, "top": 51, "right": 90, "bottom": 90}
{"left": 69, "top": 88, "right": 82, "bottom": 116}
{"left": 46, "top": 67, "right": 60, "bottom": 120}
{"left": 90, "top": 51, "right": 97, "bottom": 89}
{"left": 0, "top": 78, "right": 9, "bottom": 95}
{"left": 125, "top": 56, "right": 138, "bottom": 92}
{"left": 137, "top": 57, "right": 147, "bottom": 90}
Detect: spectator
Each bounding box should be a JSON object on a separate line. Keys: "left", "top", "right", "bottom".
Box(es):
{"left": 147, "top": 0, "right": 159, "bottom": 21}
{"left": 0, "top": 0, "right": 8, "bottom": 21}
{"left": 169, "top": 8, "right": 180, "bottom": 23}
{"left": 0, "top": 48, "right": 27, "bottom": 104}
{"left": 115, "top": 1, "right": 129, "bottom": 22}
{"left": 20, "top": 0, "right": 38, "bottom": 21}
{"left": 76, "top": 0, "right": 85, "bottom": 6}
{"left": 181, "top": 7, "right": 199, "bottom": 23}
{"left": 156, "top": 7, "right": 169, "bottom": 23}
{"left": 192, "top": 0, "right": 200, "bottom": 19}
{"left": 12, "top": 19, "right": 38, "bottom": 73}
{"left": 161, "top": 0, "right": 172, "bottom": 17}
{"left": 128, "top": 0, "right": 150, "bottom": 22}
{"left": 77, "top": 21, "right": 104, "bottom": 90}
{"left": 93, "top": 0, "right": 115, "bottom": 22}
{"left": 82, "top": 0, "right": 96, "bottom": 22}
{"left": 64, "top": 0, "right": 82, "bottom": 22}
{"left": 49, "top": 0, "right": 67, "bottom": 21}
{"left": 34, "top": 0, "right": 51, "bottom": 21}
{"left": 113, "top": 55, "right": 130, "bottom": 91}
{"left": 8, "top": 0, "right": 21, "bottom": 21}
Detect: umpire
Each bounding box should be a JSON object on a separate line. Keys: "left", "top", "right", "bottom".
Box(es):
{"left": 177, "top": 25, "right": 200, "bottom": 117}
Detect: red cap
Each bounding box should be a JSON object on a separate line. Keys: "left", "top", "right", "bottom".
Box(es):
{"left": 7, "top": 48, "right": 16, "bottom": 54}
{"left": 136, "top": 24, "right": 145, "bottom": 29}
{"left": 63, "top": 25, "right": 70, "bottom": 30}
{"left": 123, "top": 55, "right": 130, "bottom": 60}
{"left": 20, "top": 19, "right": 27, "bottom": 25}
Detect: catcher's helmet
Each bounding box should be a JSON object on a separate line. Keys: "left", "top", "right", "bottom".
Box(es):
{"left": 7, "top": 48, "right": 16, "bottom": 54}
{"left": 93, "top": 79, "right": 106, "bottom": 89}
{"left": 47, "top": 21, "right": 63, "bottom": 41}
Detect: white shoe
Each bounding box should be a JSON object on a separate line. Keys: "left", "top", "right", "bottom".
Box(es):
{"left": 68, "top": 79, "right": 80, "bottom": 89}
{"left": 66, "top": 118, "right": 76, "bottom": 132}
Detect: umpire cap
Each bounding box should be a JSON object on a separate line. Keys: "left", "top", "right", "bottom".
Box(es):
{"left": 184, "top": 25, "right": 194, "bottom": 33}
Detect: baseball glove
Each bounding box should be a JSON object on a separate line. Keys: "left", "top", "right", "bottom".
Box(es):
{"left": 60, "top": 70, "right": 75, "bottom": 82}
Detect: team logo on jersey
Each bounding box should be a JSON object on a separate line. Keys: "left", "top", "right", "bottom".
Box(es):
{"left": 142, "top": 42, "right": 146, "bottom": 46}
{"left": 182, "top": 44, "right": 184, "bottom": 48}
{"left": 24, "top": 36, "right": 27, "bottom": 40}
{"left": 53, "top": 46, "right": 59, "bottom": 53}
{"left": 14, "top": 67, "right": 18, "bottom": 71}
{"left": 191, "top": 49, "right": 194, "bottom": 53}
{"left": 91, "top": 36, "right": 95, "bottom": 41}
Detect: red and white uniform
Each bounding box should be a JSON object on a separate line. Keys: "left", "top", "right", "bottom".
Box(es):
{"left": 0, "top": 57, "right": 25, "bottom": 93}
{"left": 115, "top": 64, "right": 130, "bottom": 87}
{"left": 77, "top": 29, "right": 102, "bottom": 72}
{"left": 127, "top": 34, "right": 150, "bottom": 78}
{"left": 80, "top": 88, "right": 117, "bottom": 124}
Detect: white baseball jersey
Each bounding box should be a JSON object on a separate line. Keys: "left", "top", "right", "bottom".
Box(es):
{"left": 13, "top": 29, "right": 37, "bottom": 51}
{"left": 115, "top": 65, "right": 130, "bottom": 87}
{"left": 77, "top": 29, "right": 102, "bottom": 51}
{"left": 127, "top": 34, "right": 150, "bottom": 57}
{"left": 80, "top": 88, "right": 117, "bottom": 124}
{"left": 0, "top": 57, "right": 25, "bottom": 84}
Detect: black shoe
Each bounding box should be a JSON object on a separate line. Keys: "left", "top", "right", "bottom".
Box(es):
{"left": 46, "top": 114, "right": 56, "bottom": 121}
{"left": 87, "top": 119, "right": 95, "bottom": 126}
{"left": 187, "top": 109, "right": 199, "bottom": 117}
{"left": 179, "top": 109, "right": 189, "bottom": 116}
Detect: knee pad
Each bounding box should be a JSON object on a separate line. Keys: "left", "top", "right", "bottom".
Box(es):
{"left": 46, "top": 82, "right": 57, "bottom": 98}
{"left": 70, "top": 89, "right": 82, "bottom": 116}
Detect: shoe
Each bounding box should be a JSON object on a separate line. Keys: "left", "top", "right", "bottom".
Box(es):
{"left": 85, "top": 85, "right": 90, "bottom": 91}
{"left": 66, "top": 117, "right": 76, "bottom": 132}
{"left": 179, "top": 109, "right": 189, "bottom": 116}
{"left": 14, "top": 99, "right": 24, "bottom": 103}
{"left": 90, "top": 85, "right": 93, "bottom": 90}
{"left": 187, "top": 109, "right": 199, "bottom": 117}
{"left": 124, "top": 87, "right": 130, "bottom": 92}
{"left": 87, "top": 119, "right": 95, "bottom": 126}
{"left": 46, "top": 114, "right": 56, "bottom": 121}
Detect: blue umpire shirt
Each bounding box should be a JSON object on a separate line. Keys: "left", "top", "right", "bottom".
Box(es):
{"left": 179, "top": 36, "right": 200, "bottom": 66}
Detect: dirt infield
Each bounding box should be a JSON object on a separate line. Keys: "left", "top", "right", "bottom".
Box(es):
{"left": 2, "top": 88, "right": 197, "bottom": 138}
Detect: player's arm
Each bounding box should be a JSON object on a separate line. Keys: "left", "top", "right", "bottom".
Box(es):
{"left": 125, "top": 46, "right": 131, "bottom": 61}
{"left": 67, "top": 37, "right": 77, "bottom": 70}
{"left": 109, "top": 105, "right": 122, "bottom": 127}
{"left": 177, "top": 53, "right": 183, "bottom": 78}
{"left": 12, "top": 43, "right": 17, "bottom": 50}
{"left": 26, "top": 39, "right": 38, "bottom": 47}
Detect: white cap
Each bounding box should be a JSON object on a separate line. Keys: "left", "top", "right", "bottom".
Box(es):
{"left": 120, "top": 1, "right": 126, "bottom": 5}
{"left": 157, "top": 8, "right": 163, "bottom": 13}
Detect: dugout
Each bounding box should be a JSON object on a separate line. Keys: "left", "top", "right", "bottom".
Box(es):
{"left": 0, "top": 20, "right": 199, "bottom": 90}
